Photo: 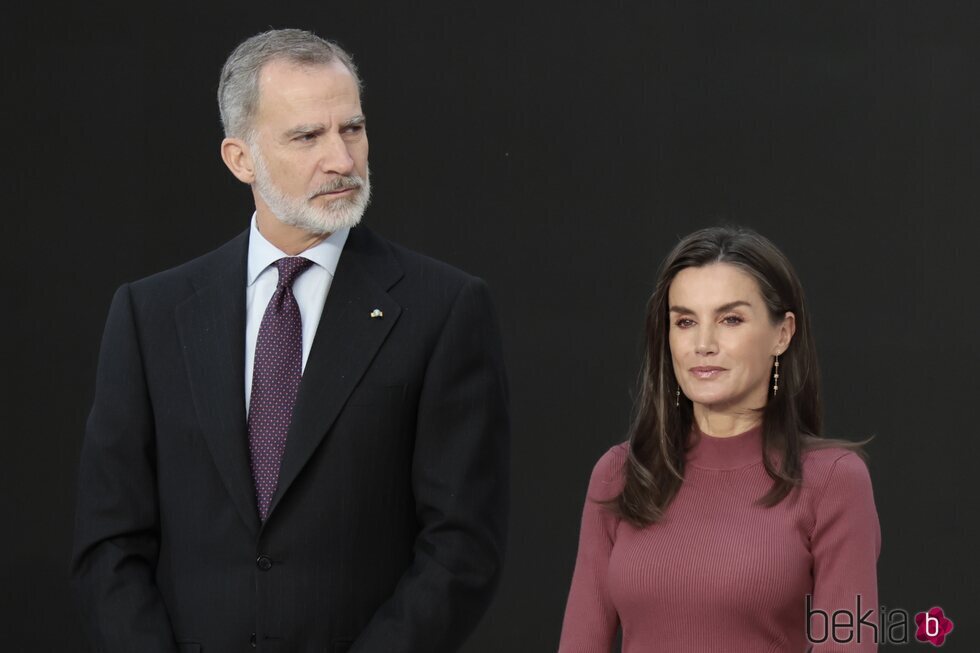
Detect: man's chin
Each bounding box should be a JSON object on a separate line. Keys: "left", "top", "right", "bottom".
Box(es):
{"left": 277, "top": 209, "right": 364, "bottom": 236}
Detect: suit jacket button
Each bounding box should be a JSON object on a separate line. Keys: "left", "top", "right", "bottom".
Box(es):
{"left": 250, "top": 632, "right": 257, "bottom": 647}
{"left": 256, "top": 555, "right": 273, "bottom": 571}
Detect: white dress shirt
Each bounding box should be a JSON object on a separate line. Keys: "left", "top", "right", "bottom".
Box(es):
{"left": 245, "top": 215, "right": 349, "bottom": 414}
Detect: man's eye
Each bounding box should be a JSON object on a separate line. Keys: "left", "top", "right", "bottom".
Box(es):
{"left": 343, "top": 125, "right": 364, "bottom": 134}
{"left": 296, "top": 133, "right": 316, "bottom": 141}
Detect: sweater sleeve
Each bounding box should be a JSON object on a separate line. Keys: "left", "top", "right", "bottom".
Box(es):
{"left": 557, "top": 446, "right": 625, "bottom": 653}
{"left": 809, "top": 452, "right": 881, "bottom": 652}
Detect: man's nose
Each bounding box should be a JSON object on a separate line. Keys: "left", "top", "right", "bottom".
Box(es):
{"left": 317, "top": 134, "right": 355, "bottom": 176}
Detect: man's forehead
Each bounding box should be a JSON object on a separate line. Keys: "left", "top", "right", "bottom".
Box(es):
{"left": 255, "top": 59, "right": 361, "bottom": 112}
{"left": 259, "top": 57, "right": 354, "bottom": 81}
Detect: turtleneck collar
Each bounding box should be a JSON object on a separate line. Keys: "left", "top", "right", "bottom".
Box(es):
{"left": 686, "top": 422, "right": 764, "bottom": 470}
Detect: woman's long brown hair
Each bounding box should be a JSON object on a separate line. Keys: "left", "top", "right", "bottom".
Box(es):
{"left": 613, "top": 226, "right": 864, "bottom": 527}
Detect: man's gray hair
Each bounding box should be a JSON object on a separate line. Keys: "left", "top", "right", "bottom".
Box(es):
{"left": 217, "top": 29, "right": 361, "bottom": 139}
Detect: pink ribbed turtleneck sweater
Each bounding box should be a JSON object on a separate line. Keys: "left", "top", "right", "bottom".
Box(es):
{"left": 558, "top": 424, "right": 880, "bottom": 652}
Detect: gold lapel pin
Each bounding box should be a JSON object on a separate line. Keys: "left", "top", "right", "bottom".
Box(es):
{"left": 370, "top": 309, "right": 383, "bottom": 319}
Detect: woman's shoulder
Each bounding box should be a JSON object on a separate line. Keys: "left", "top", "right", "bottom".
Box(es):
{"left": 801, "top": 439, "right": 873, "bottom": 495}
{"left": 801, "top": 440, "right": 878, "bottom": 537}
{"left": 586, "top": 442, "right": 629, "bottom": 501}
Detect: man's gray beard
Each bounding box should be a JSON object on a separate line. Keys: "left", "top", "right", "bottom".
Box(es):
{"left": 252, "top": 145, "right": 371, "bottom": 236}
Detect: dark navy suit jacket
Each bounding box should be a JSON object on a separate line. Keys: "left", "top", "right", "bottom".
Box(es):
{"left": 72, "top": 225, "right": 510, "bottom": 653}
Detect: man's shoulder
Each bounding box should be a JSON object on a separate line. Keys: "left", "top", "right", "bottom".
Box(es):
{"left": 127, "top": 230, "right": 248, "bottom": 300}
{"left": 123, "top": 225, "right": 484, "bottom": 307}
{"left": 354, "top": 226, "right": 480, "bottom": 292}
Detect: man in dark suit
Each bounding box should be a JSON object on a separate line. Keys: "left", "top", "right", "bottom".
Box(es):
{"left": 72, "top": 29, "right": 509, "bottom": 653}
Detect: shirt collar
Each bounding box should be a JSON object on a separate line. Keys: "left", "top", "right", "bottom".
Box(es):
{"left": 686, "top": 421, "right": 765, "bottom": 470}
{"left": 246, "top": 213, "right": 350, "bottom": 286}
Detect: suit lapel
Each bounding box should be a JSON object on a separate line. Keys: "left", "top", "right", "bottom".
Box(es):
{"left": 268, "top": 227, "right": 403, "bottom": 520}
{"left": 175, "top": 231, "right": 261, "bottom": 536}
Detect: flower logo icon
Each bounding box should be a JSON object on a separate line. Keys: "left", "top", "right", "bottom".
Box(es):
{"left": 915, "top": 606, "right": 954, "bottom": 647}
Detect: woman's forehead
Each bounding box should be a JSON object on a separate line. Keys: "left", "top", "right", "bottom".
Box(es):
{"left": 668, "top": 263, "right": 764, "bottom": 311}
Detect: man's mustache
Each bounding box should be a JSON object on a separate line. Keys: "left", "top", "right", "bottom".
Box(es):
{"left": 309, "top": 176, "right": 364, "bottom": 198}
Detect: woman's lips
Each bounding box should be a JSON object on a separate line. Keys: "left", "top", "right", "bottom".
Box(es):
{"left": 690, "top": 367, "right": 726, "bottom": 379}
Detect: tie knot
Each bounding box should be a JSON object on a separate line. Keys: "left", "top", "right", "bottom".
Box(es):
{"left": 275, "top": 257, "right": 314, "bottom": 289}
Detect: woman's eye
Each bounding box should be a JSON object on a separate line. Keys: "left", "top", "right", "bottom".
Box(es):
{"left": 722, "top": 315, "right": 744, "bottom": 325}
{"left": 675, "top": 318, "right": 694, "bottom": 328}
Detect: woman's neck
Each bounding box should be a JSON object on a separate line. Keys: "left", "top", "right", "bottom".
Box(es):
{"left": 692, "top": 405, "right": 762, "bottom": 438}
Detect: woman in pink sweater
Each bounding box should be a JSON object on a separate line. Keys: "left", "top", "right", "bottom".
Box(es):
{"left": 559, "top": 227, "right": 880, "bottom": 652}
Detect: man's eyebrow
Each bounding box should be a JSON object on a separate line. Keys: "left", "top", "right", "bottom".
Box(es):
{"left": 341, "top": 115, "right": 366, "bottom": 128}
{"left": 669, "top": 300, "right": 753, "bottom": 314}
{"left": 284, "top": 123, "right": 325, "bottom": 138}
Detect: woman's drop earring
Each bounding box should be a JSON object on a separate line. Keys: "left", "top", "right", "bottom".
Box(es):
{"left": 772, "top": 355, "right": 780, "bottom": 396}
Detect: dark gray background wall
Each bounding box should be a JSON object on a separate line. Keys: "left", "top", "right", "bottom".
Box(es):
{"left": 6, "top": 1, "right": 978, "bottom": 650}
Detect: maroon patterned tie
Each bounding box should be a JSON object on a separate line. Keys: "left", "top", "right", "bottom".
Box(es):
{"left": 248, "top": 256, "right": 314, "bottom": 521}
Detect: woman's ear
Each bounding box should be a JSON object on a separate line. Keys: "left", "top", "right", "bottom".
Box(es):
{"left": 775, "top": 311, "right": 796, "bottom": 354}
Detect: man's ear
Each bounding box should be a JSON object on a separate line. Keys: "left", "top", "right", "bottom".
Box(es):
{"left": 220, "top": 137, "right": 255, "bottom": 184}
